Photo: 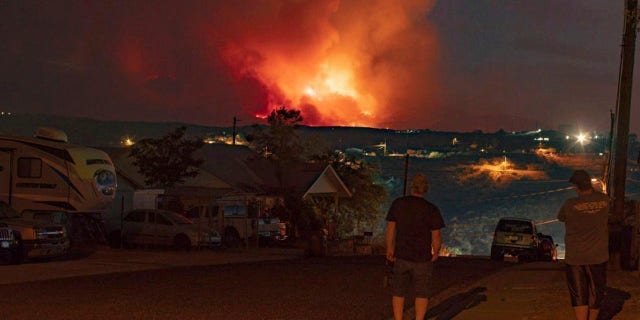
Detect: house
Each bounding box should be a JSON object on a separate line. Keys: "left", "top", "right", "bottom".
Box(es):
{"left": 100, "top": 144, "right": 351, "bottom": 240}
{"left": 100, "top": 146, "right": 233, "bottom": 230}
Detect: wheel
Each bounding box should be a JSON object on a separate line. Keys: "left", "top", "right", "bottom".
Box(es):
{"left": 173, "top": 234, "right": 192, "bottom": 251}
{"left": 223, "top": 228, "right": 241, "bottom": 248}
{"left": 539, "top": 240, "right": 555, "bottom": 261}
{"left": 107, "top": 230, "right": 122, "bottom": 248}
{"left": 490, "top": 245, "right": 502, "bottom": 260}
{"left": 9, "top": 241, "right": 25, "bottom": 265}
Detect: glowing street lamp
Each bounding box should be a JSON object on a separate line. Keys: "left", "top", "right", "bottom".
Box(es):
{"left": 576, "top": 133, "right": 588, "bottom": 144}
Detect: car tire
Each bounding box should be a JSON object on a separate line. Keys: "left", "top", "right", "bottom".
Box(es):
{"left": 224, "top": 228, "right": 241, "bottom": 248}
{"left": 9, "top": 240, "right": 25, "bottom": 265}
{"left": 108, "top": 230, "right": 122, "bottom": 248}
{"left": 490, "top": 245, "right": 502, "bottom": 260}
{"left": 539, "top": 240, "right": 555, "bottom": 261}
{"left": 174, "top": 234, "right": 191, "bottom": 251}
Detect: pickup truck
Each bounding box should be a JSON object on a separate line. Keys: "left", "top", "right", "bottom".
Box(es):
{"left": 0, "top": 201, "right": 69, "bottom": 263}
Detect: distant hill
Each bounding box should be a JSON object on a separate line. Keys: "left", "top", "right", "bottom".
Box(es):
{"left": 0, "top": 113, "right": 230, "bottom": 147}
{"left": 0, "top": 113, "right": 622, "bottom": 155}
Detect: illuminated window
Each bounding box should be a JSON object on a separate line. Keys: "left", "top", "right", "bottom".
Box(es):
{"left": 17, "top": 157, "right": 42, "bottom": 178}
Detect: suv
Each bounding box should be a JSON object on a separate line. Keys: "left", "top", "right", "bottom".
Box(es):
{"left": 491, "top": 217, "right": 540, "bottom": 261}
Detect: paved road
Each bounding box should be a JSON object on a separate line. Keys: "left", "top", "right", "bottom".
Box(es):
{"left": 0, "top": 250, "right": 506, "bottom": 320}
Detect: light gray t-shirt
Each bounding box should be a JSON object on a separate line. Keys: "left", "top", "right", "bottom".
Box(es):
{"left": 557, "top": 191, "right": 610, "bottom": 265}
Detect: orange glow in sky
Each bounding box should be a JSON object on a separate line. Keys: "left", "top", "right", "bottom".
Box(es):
{"left": 219, "top": 0, "right": 440, "bottom": 128}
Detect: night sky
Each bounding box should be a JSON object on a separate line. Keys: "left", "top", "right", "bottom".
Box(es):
{"left": 0, "top": 1, "right": 637, "bottom": 133}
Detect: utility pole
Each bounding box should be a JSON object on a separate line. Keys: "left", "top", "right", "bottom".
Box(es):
{"left": 605, "top": 110, "right": 615, "bottom": 196}
{"left": 612, "top": 0, "right": 637, "bottom": 222}
{"left": 611, "top": 0, "right": 638, "bottom": 269}
{"left": 232, "top": 116, "right": 240, "bottom": 145}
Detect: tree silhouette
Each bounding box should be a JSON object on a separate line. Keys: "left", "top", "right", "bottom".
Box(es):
{"left": 129, "top": 126, "right": 204, "bottom": 188}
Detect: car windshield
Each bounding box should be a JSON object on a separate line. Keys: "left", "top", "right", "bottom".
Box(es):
{"left": 164, "top": 211, "right": 193, "bottom": 225}
{"left": 0, "top": 201, "right": 22, "bottom": 219}
{"left": 497, "top": 220, "right": 533, "bottom": 233}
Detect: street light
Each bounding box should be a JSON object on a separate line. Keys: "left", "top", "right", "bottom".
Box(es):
{"left": 576, "top": 133, "right": 588, "bottom": 144}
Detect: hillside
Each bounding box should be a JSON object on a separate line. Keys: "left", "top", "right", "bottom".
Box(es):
{"left": 0, "top": 113, "right": 622, "bottom": 156}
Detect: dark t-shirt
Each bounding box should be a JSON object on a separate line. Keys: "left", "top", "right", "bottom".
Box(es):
{"left": 557, "top": 191, "right": 609, "bottom": 265}
{"left": 386, "top": 195, "right": 445, "bottom": 262}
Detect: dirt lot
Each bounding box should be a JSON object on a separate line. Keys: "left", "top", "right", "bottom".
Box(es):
{"left": 0, "top": 255, "right": 507, "bottom": 320}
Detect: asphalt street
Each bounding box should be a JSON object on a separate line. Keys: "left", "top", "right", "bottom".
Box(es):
{"left": 0, "top": 251, "right": 506, "bottom": 320}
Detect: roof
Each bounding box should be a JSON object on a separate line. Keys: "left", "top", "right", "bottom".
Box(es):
{"left": 196, "top": 144, "right": 269, "bottom": 194}
{"left": 302, "top": 164, "right": 352, "bottom": 199}
{"left": 101, "top": 144, "right": 351, "bottom": 200}
{"left": 247, "top": 160, "right": 351, "bottom": 199}
{"left": 100, "top": 147, "right": 232, "bottom": 190}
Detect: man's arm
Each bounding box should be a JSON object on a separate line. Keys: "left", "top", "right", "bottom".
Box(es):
{"left": 557, "top": 202, "right": 567, "bottom": 222}
{"left": 431, "top": 229, "right": 441, "bottom": 262}
{"left": 386, "top": 221, "right": 396, "bottom": 261}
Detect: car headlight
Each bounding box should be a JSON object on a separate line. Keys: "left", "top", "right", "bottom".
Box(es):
{"left": 94, "top": 169, "right": 117, "bottom": 196}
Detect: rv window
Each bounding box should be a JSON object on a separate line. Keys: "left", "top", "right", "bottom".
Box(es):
{"left": 17, "top": 157, "right": 42, "bottom": 178}
{"left": 86, "top": 159, "right": 111, "bottom": 165}
{"left": 224, "top": 205, "right": 246, "bottom": 217}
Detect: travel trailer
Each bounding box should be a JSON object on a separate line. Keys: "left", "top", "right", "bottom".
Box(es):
{"left": 0, "top": 127, "right": 117, "bottom": 250}
{"left": 183, "top": 197, "right": 287, "bottom": 248}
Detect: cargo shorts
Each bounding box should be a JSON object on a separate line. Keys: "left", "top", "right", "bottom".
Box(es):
{"left": 390, "top": 258, "right": 434, "bottom": 298}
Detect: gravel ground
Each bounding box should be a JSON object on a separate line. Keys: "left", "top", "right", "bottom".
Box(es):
{"left": 0, "top": 255, "right": 507, "bottom": 320}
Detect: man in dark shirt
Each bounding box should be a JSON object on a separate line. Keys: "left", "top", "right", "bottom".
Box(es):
{"left": 558, "top": 169, "right": 609, "bottom": 320}
{"left": 386, "top": 173, "right": 445, "bottom": 320}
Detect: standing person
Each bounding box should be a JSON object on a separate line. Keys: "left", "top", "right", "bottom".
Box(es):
{"left": 558, "top": 170, "right": 610, "bottom": 320}
{"left": 386, "top": 173, "right": 445, "bottom": 320}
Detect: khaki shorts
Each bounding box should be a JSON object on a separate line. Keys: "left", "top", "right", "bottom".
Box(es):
{"left": 390, "top": 258, "right": 434, "bottom": 298}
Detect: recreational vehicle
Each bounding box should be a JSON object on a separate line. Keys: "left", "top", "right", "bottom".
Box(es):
{"left": 0, "top": 127, "right": 117, "bottom": 253}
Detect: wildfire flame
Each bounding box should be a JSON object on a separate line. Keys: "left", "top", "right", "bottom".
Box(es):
{"left": 217, "top": 0, "right": 440, "bottom": 128}
{"left": 104, "top": 0, "right": 440, "bottom": 128}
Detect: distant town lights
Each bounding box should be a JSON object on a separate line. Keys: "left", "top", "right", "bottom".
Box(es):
{"left": 121, "top": 137, "right": 135, "bottom": 146}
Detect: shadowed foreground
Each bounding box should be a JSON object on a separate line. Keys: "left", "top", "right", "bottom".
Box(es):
{"left": 0, "top": 255, "right": 505, "bottom": 320}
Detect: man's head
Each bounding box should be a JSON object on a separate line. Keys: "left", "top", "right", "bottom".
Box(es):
{"left": 569, "top": 169, "right": 593, "bottom": 191}
{"left": 410, "top": 173, "right": 429, "bottom": 195}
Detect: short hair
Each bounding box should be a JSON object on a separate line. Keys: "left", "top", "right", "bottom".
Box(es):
{"left": 410, "top": 173, "right": 429, "bottom": 194}
{"left": 569, "top": 170, "right": 592, "bottom": 191}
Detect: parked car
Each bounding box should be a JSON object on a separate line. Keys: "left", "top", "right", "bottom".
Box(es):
{"left": 490, "top": 217, "right": 541, "bottom": 261}
{"left": 0, "top": 201, "right": 69, "bottom": 263}
{"left": 0, "top": 225, "right": 18, "bottom": 264}
{"left": 108, "top": 209, "right": 222, "bottom": 250}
